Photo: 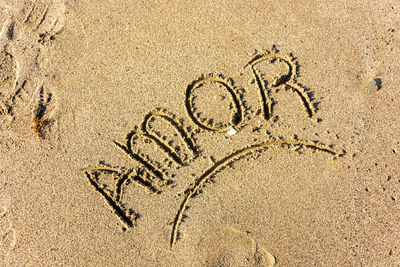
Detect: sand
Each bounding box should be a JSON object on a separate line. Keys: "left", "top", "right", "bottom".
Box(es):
{"left": 1, "top": 0, "right": 399, "bottom": 266}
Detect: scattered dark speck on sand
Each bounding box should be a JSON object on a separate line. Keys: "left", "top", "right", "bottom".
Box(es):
{"left": 374, "top": 78, "right": 382, "bottom": 90}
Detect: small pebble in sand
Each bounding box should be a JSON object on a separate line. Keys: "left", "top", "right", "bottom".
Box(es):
{"left": 227, "top": 128, "right": 237, "bottom": 136}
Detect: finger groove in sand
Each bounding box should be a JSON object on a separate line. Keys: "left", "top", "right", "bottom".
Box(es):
{"left": 170, "top": 139, "right": 343, "bottom": 248}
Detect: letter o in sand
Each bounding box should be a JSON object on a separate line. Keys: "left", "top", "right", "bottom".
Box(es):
{"left": 185, "top": 75, "right": 243, "bottom": 132}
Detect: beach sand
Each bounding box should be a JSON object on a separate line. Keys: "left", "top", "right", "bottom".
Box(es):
{"left": 1, "top": 0, "right": 399, "bottom": 265}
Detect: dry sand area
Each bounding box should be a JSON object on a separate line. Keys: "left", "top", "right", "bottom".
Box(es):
{"left": 1, "top": 0, "right": 400, "bottom": 266}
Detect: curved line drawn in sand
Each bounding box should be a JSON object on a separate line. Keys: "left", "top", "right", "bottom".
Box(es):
{"left": 0, "top": 199, "right": 16, "bottom": 264}
{"left": 245, "top": 46, "right": 316, "bottom": 121}
{"left": 84, "top": 46, "right": 345, "bottom": 254}
{"left": 170, "top": 139, "right": 343, "bottom": 248}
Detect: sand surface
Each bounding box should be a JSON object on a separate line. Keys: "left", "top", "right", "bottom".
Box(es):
{"left": 1, "top": 0, "right": 400, "bottom": 266}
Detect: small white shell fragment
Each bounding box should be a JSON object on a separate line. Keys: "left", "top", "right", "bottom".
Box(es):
{"left": 227, "top": 128, "right": 237, "bottom": 136}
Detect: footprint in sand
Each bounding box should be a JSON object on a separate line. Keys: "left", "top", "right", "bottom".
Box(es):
{"left": 0, "top": 1, "right": 64, "bottom": 139}
{"left": 20, "top": 0, "right": 66, "bottom": 44}
{"left": 0, "top": 199, "right": 16, "bottom": 264}
{"left": 31, "top": 84, "right": 57, "bottom": 138}
{"left": 197, "top": 225, "right": 275, "bottom": 267}
{"left": 0, "top": 50, "right": 17, "bottom": 115}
